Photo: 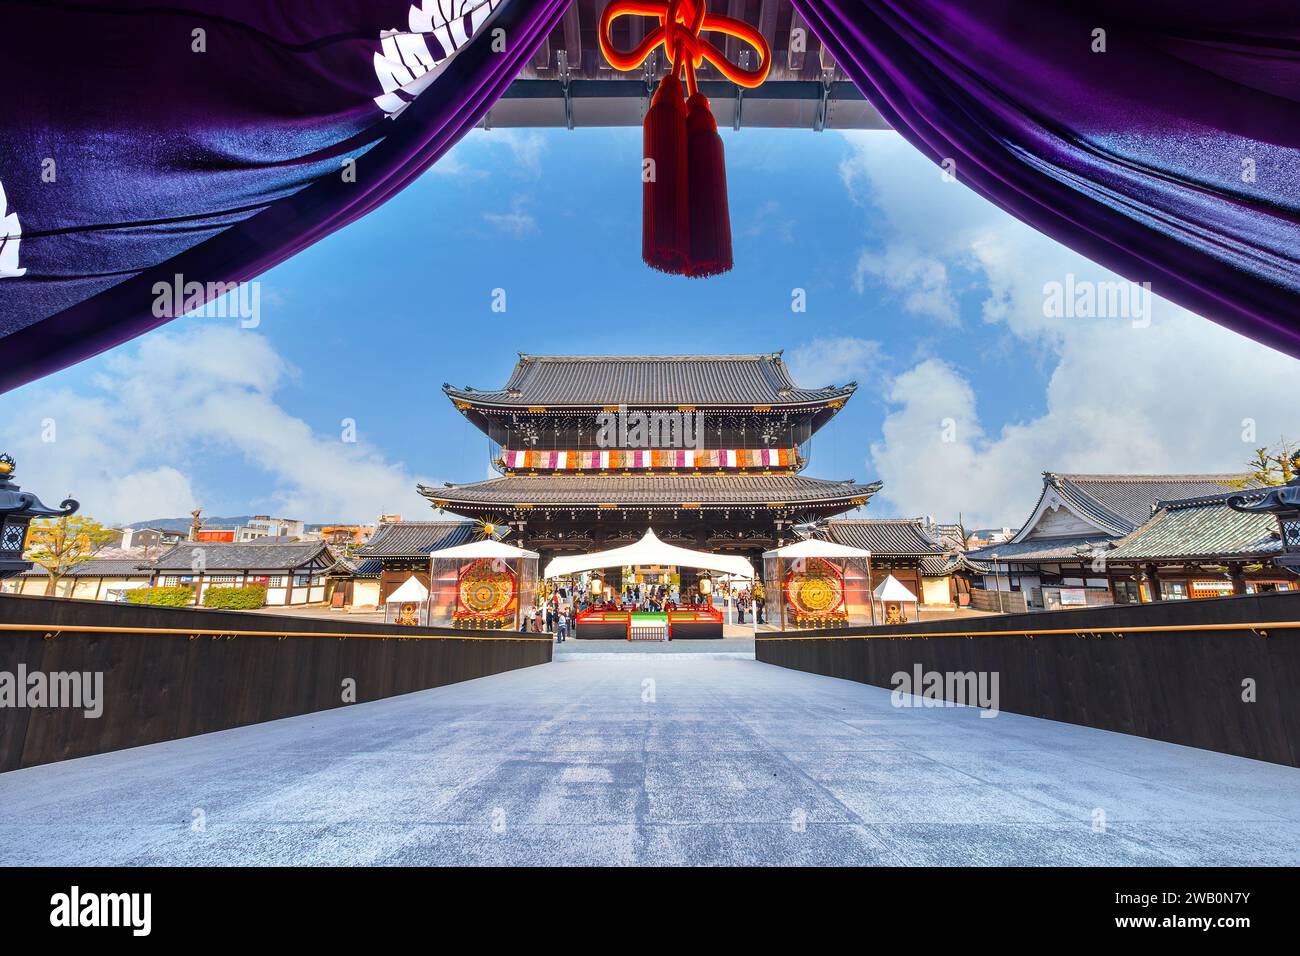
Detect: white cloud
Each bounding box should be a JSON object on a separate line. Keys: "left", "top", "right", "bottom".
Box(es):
{"left": 491, "top": 130, "right": 548, "bottom": 177}
{"left": 6, "top": 326, "right": 428, "bottom": 526}
{"left": 841, "top": 131, "right": 1300, "bottom": 528}
{"left": 787, "top": 337, "right": 883, "bottom": 389}
{"left": 853, "top": 245, "right": 959, "bottom": 325}
{"left": 483, "top": 195, "right": 538, "bottom": 238}
{"left": 427, "top": 129, "right": 548, "bottom": 182}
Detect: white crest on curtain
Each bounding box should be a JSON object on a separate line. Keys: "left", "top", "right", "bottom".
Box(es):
{"left": 0, "top": 178, "right": 26, "bottom": 279}
{"left": 373, "top": 0, "right": 503, "bottom": 118}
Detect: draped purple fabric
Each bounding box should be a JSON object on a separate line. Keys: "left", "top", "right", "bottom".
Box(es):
{"left": 794, "top": 0, "right": 1300, "bottom": 357}
{"left": 4, "top": 2, "right": 1298, "bottom": 394}
{"left": 0, "top": 0, "right": 568, "bottom": 392}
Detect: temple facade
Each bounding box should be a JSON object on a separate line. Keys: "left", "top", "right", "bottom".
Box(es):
{"left": 421, "top": 353, "right": 882, "bottom": 571}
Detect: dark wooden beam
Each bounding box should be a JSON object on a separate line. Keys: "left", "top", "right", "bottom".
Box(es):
{"left": 562, "top": 3, "right": 582, "bottom": 71}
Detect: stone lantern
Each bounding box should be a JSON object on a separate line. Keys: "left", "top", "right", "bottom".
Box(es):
{"left": 0, "top": 454, "right": 80, "bottom": 579}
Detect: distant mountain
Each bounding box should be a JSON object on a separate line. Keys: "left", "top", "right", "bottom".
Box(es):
{"left": 125, "top": 516, "right": 252, "bottom": 532}
{"left": 125, "top": 517, "right": 332, "bottom": 532}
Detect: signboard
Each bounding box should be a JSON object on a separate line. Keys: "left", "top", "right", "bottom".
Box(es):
{"left": 1059, "top": 588, "right": 1087, "bottom": 606}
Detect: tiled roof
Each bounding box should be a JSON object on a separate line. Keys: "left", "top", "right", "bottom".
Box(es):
{"left": 823, "top": 518, "right": 946, "bottom": 555}
{"left": 1104, "top": 491, "right": 1283, "bottom": 562}
{"left": 420, "top": 474, "right": 881, "bottom": 508}
{"left": 151, "top": 541, "right": 332, "bottom": 571}
{"left": 20, "top": 557, "right": 153, "bottom": 577}
{"left": 325, "top": 556, "right": 384, "bottom": 578}
{"left": 351, "top": 557, "right": 384, "bottom": 578}
{"left": 969, "top": 535, "right": 1110, "bottom": 563}
{"left": 919, "top": 553, "right": 993, "bottom": 576}
{"left": 443, "top": 353, "right": 856, "bottom": 407}
{"left": 359, "top": 521, "right": 476, "bottom": 557}
{"left": 1043, "top": 472, "right": 1248, "bottom": 535}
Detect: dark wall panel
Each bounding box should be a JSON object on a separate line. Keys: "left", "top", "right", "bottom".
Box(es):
{"left": 0, "top": 594, "right": 552, "bottom": 772}
{"left": 757, "top": 592, "right": 1300, "bottom": 766}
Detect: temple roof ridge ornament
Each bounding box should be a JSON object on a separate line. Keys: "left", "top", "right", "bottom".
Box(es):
{"left": 1227, "top": 475, "right": 1300, "bottom": 514}
{"left": 0, "top": 453, "right": 80, "bottom": 579}
{"left": 0, "top": 454, "right": 78, "bottom": 518}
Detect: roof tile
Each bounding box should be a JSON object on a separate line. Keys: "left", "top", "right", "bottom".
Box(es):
{"left": 420, "top": 474, "right": 880, "bottom": 507}
{"left": 444, "top": 353, "right": 855, "bottom": 407}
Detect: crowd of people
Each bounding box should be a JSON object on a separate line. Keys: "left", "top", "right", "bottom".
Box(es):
{"left": 518, "top": 576, "right": 765, "bottom": 639}
{"left": 520, "top": 597, "right": 577, "bottom": 640}
{"left": 731, "top": 585, "right": 766, "bottom": 624}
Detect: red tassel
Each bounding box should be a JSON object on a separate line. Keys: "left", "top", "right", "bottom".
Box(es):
{"left": 642, "top": 74, "right": 691, "bottom": 274}
{"left": 684, "top": 92, "right": 732, "bottom": 277}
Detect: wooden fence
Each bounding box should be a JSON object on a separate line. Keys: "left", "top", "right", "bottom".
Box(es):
{"left": 0, "top": 593, "right": 552, "bottom": 772}
{"left": 756, "top": 591, "right": 1300, "bottom": 766}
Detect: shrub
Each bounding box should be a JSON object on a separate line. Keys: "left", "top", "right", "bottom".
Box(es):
{"left": 126, "top": 586, "right": 194, "bottom": 607}
{"left": 202, "top": 585, "right": 267, "bottom": 610}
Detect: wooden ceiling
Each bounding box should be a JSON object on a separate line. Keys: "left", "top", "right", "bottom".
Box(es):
{"left": 485, "top": 0, "right": 889, "bottom": 130}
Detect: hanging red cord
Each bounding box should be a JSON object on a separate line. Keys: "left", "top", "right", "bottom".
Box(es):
{"left": 599, "top": 0, "right": 771, "bottom": 277}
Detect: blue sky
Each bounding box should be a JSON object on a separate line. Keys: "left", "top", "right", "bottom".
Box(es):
{"left": 7, "top": 125, "right": 1298, "bottom": 529}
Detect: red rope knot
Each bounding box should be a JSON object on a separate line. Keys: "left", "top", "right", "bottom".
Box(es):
{"left": 598, "top": 0, "right": 771, "bottom": 95}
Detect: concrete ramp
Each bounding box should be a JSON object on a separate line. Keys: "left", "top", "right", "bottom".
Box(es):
{"left": 2, "top": 656, "right": 1298, "bottom": 866}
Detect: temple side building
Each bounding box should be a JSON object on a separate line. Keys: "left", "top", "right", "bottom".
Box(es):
{"left": 1103, "top": 488, "right": 1297, "bottom": 601}
{"left": 420, "top": 353, "right": 882, "bottom": 578}
{"left": 969, "top": 471, "right": 1296, "bottom": 608}
{"left": 352, "top": 520, "right": 476, "bottom": 605}
{"left": 821, "top": 517, "right": 986, "bottom": 606}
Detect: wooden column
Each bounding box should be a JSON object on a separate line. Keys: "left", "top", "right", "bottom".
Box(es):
{"left": 1144, "top": 563, "right": 1164, "bottom": 602}
{"left": 1229, "top": 561, "right": 1247, "bottom": 596}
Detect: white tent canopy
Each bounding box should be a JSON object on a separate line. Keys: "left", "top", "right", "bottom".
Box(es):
{"left": 427, "top": 539, "right": 539, "bottom": 560}
{"left": 385, "top": 575, "right": 429, "bottom": 603}
{"left": 762, "top": 537, "right": 873, "bottom": 560}
{"left": 873, "top": 573, "right": 917, "bottom": 603}
{"left": 543, "top": 528, "right": 754, "bottom": 580}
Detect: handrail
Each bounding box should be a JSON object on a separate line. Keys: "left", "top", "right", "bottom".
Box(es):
{"left": 756, "top": 621, "right": 1300, "bottom": 640}
{"left": 0, "top": 622, "right": 554, "bottom": 642}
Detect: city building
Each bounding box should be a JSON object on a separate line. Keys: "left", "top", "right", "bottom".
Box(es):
{"left": 422, "top": 353, "right": 882, "bottom": 590}
{"left": 119, "top": 527, "right": 189, "bottom": 551}
{"left": 236, "top": 516, "right": 306, "bottom": 542}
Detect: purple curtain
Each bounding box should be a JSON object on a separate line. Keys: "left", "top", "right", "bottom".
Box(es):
{"left": 795, "top": 0, "right": 1300, "bottom": 357}
{"left": 0, "top": 0, "right": 568, "bottom": 392}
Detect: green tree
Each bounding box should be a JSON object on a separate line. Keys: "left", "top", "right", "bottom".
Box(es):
{"left": 1242, "top": 438, "right": 1299, "bottom": 487}
{"left": 26, "top": 514, "right": 115, "bottom": 596}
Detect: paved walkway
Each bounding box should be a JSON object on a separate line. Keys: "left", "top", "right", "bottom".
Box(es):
{"left": 555, "top": 637, "right": 755, "bottom": 659}
{"left": 2, "top": 656, "right": 1298, "bottom": 865}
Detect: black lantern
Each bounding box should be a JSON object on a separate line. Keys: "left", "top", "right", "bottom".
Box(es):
{"left": 0, "top": 454, "right": 80, "bottom": 579}
{"left": 1228, "top": 476, "right": 1300, "bottom": 574}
